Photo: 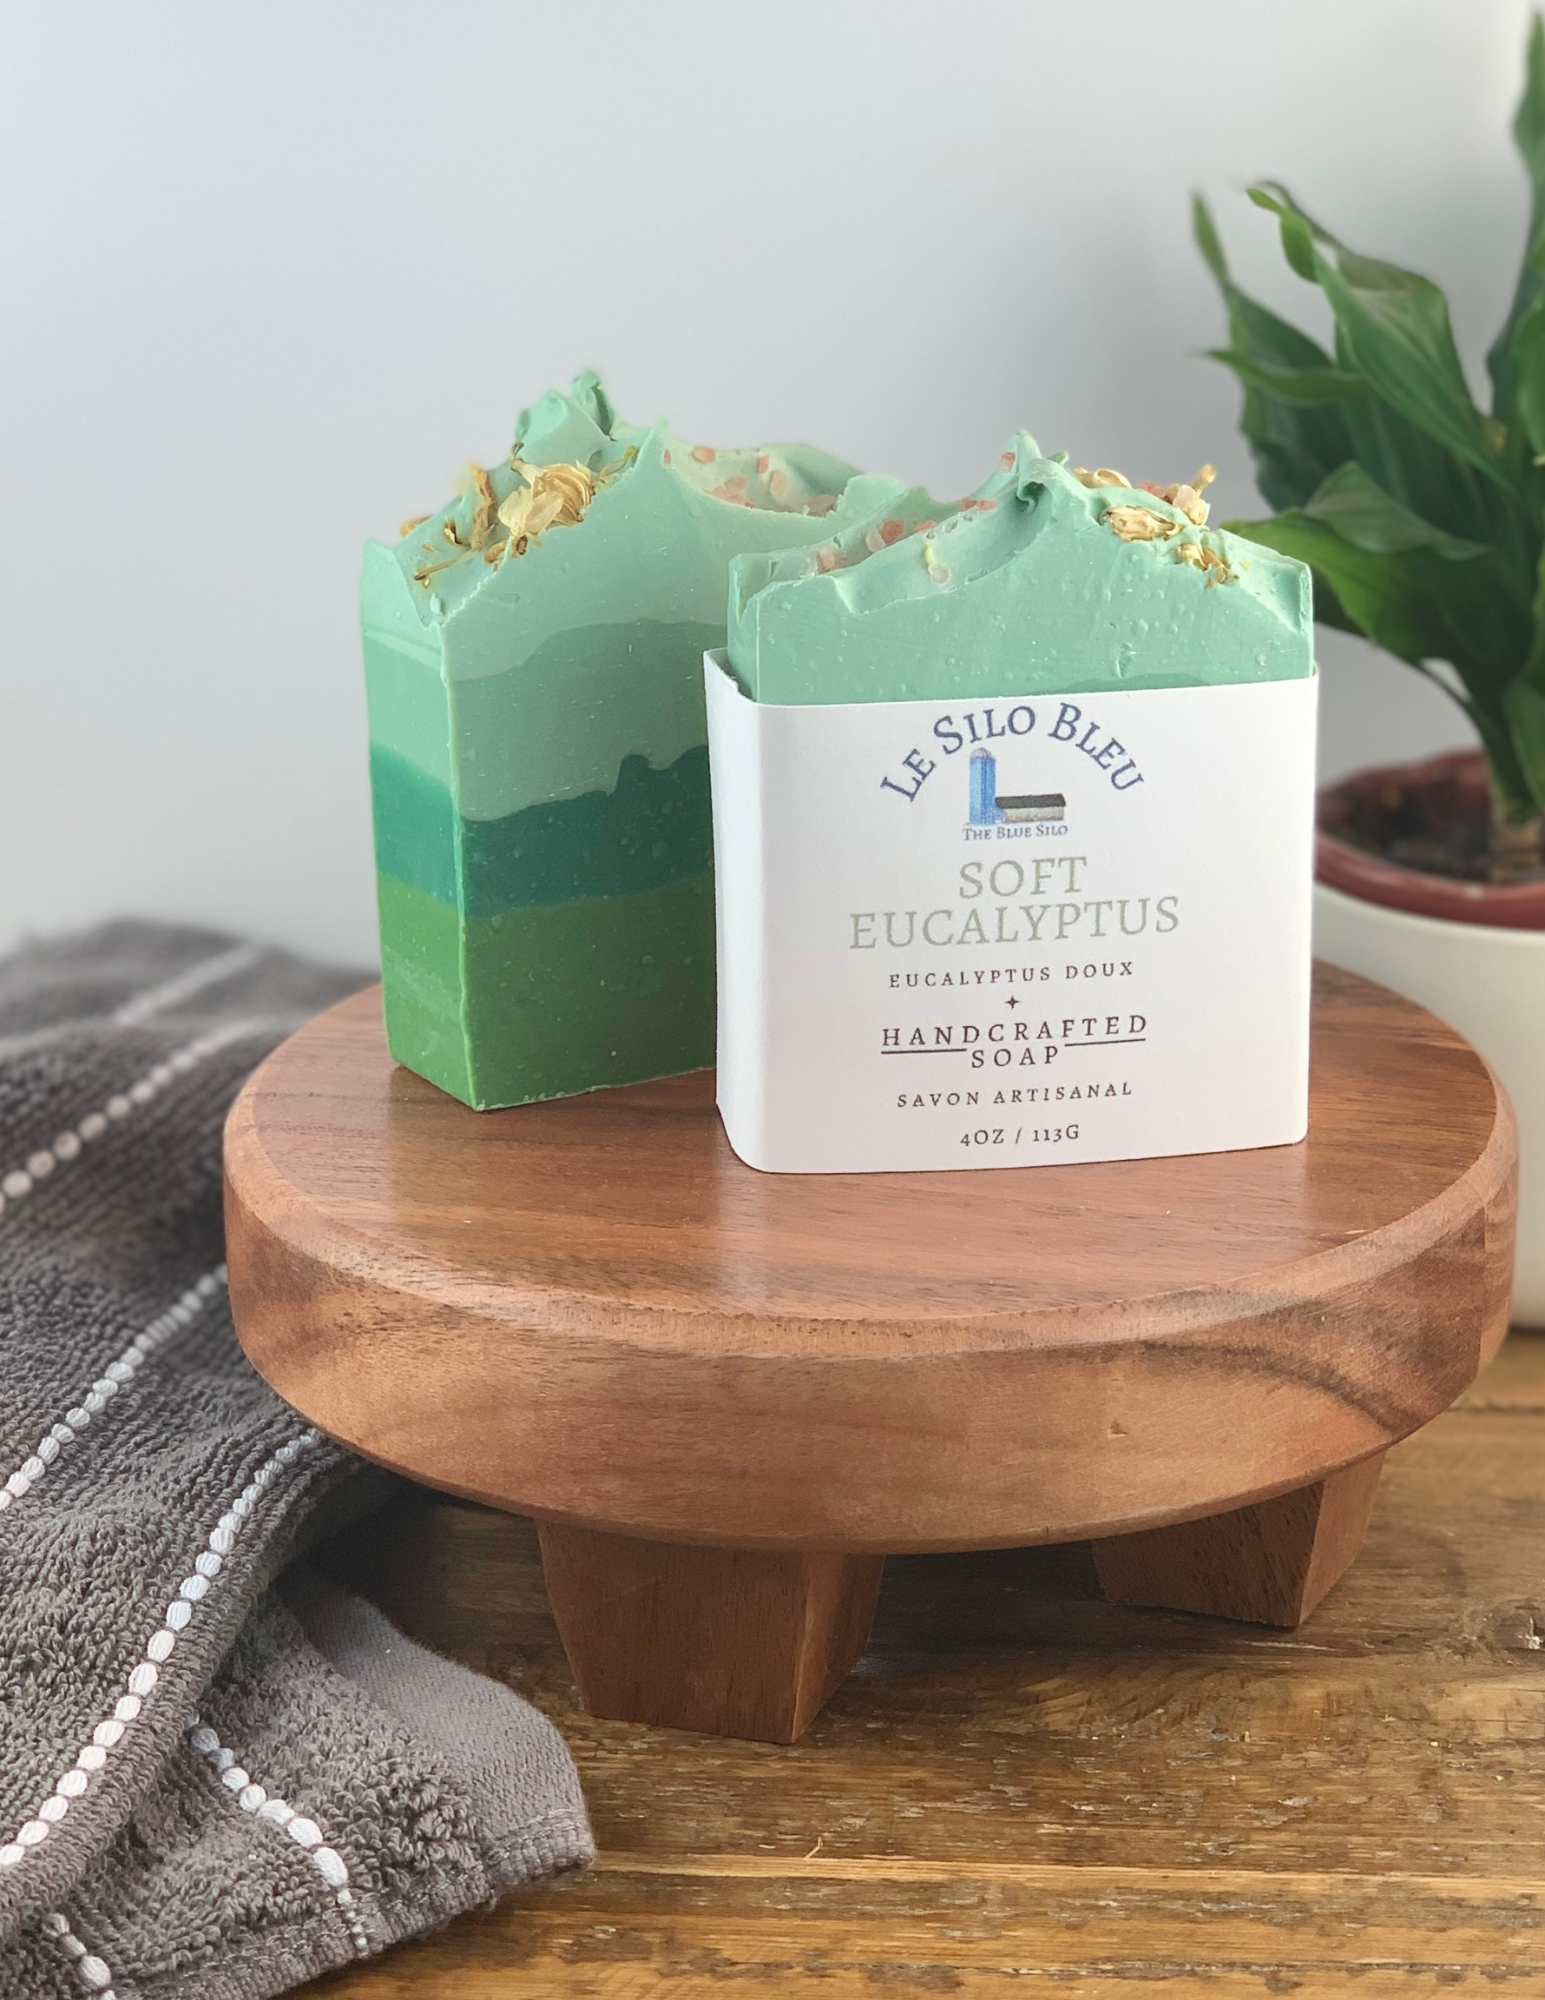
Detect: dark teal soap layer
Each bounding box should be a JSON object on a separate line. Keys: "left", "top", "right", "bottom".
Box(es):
{"left": 369, "top": 743, "right": 712, "bottom": 917}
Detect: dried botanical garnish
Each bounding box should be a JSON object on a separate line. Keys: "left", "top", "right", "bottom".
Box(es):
{"left": 497, "top": 461, "right": 596, "bottom": 552}
{"left": 398, "top": 514, "right": 430, "bottom": 539}
{"left": 411, "top": 553, "right": 467, "bottom": 586}
{"left": 1104, "top": 505, "right": 1180, "bottom": 543}
{"left": 467, "top": 465, "right": 499, "bottom": 551}
{"left": 1173, "top": 538, "right": 1233, "bottom": 585}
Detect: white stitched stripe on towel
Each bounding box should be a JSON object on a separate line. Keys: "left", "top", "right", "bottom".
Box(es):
{"left": 0, "top": 1019, "right": 262, "bottom": 1223}
{"left": 0, "top": 1429, "right": 319, "bottom": 1873}
{"left": 0, "top": 1266, "right": 228, "bottom": 1513}
{"left": 42, "top": 1910, "right": 121, "bottom": 1997}
{"left": 111, "top": 943, "right": 263, "bottom": 1028}
{"left": 189, "top": 1724, "right": 371, "bottom": 1959}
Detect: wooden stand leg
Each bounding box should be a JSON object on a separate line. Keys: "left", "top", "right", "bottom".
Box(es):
{"left": 536, "top": 1523, "right": 885, "bottom": 1742}
{"left": 1092, "top": 1453, "right": 1386, "bottom": 1629}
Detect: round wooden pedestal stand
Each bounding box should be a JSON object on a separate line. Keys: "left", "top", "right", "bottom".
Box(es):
{"left": 225, "top": 966, "right": 1516, "bottom": 1743}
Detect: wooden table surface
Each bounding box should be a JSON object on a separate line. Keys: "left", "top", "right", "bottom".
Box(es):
{"left": 305, "top": 1327, "right": 1545, "bottom": 1997}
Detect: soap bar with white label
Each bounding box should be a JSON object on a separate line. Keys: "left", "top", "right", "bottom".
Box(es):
{"left": 707, "top": 660, "right": 1318, "bottom": 1174}
{"left": 709, "top": 436, "right": 1317, "bottom": 1175}
{"left": 725, "top": 435, "right": 1312, "bottom": 705}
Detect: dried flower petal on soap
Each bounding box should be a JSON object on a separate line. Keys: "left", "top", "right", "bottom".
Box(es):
{"left": 1093, "top": 467, "right": 1131, "bottom": 488}
{"left": 692, "top": 445, "right": 716, "bottom": 463}
{"left": 1162, "top": 483, "right": 1209, "bottom": 526}
{"left": 443, "top": 519, "right": 467, "bottom": 547}
{"left": 1199, "top": 545, "right": 1233, "bottom": 585}
{"left": 412, "top": 553, "right": 466, "bottom": 586}
{"left": 467, "top": 465, "right": 499, "bottom": 550}
{"left": 498, "top": 461, "right": 595, "bottom": 549}
{"left": 1104, "top": 505, "right": 1179, "bottom": 542}
{"left": 595, "top": 444, "right": 637, "bottom": 490}
{"left": 1173, "top": 538, "right": 1233, "bottom": 584}
{"left": 398, "top": 514, "right": 429, "bottom": 539}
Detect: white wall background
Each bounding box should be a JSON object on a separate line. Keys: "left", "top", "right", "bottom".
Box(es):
{"left": 0, "top": 0, "right": 1524, "bottom": 967}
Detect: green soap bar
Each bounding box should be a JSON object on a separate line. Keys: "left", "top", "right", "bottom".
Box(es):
{"left": 726, "top": 434, "right": 1313, "bottom": 704}
{"left": 362, "top": 372, "right": 930, "bottom": 1109}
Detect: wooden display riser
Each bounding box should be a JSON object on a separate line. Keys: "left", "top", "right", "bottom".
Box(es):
{"left": 225, "top": 966, "right": 1516, "bottom": 1743}
{"left": 304, "top": 1330, "right": 1545, "bottom": 1998}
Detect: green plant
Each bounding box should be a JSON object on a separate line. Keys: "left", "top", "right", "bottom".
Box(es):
{"left": 1196, "top": 18, "right": 1545, "bottom": 880}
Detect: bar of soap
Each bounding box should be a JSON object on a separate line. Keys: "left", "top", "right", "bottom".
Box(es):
{"left": 362, "top": 372, "right": 925, "bottom": 1110}
{"left": 726, "top": 434, "right": 1313, "bottom": 705}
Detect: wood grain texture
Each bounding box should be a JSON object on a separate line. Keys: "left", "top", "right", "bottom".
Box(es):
{"left": 537, "top": 1526, "right": 884, "bottom": 1742}
{"left": 1094, "top": 1451, "right": 1386, "bottom": 1625}
{"left": 300, "top": 1333, "right": 1545, "bottom": 1997}
{"left": 225, "top": 965, "right": 1516, "bottom": 1553}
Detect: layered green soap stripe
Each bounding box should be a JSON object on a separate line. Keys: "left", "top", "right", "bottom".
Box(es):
{"left": 376, "top": 871, "right": 714, "bottom": 1109}
{"left": 369, "top": 744, "right": 712, "bottom": 917}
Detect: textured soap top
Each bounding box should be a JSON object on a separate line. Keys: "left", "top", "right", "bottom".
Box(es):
{"left": 725, "top": 433, "right": 1313, "bottom": 705}
{"left": 371, "top": 371, "right": 907, "bottom": 632}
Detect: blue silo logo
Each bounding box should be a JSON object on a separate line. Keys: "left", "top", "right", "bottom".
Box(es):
{"left": 968, "top": 747, "right": 1003, "bottom": 825}
{"left": 968, "top": 745, "right": 1066, "bottom": 828}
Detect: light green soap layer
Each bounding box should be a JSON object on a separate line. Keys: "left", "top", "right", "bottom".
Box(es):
{"left": 726, "top": 433, "right": 1313, "bottom": 705}
{"left": 376, "top": 870, "right": 715, "bottom": 1110}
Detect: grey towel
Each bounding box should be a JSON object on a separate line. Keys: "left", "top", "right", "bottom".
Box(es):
{"left": 0, "top": 923, "right": 593, "bottom": 1997}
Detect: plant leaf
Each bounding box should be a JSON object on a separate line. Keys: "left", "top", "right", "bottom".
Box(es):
{"left": 1489, "top": 15, "right": 1545, "bottom": 420}
{"left": 1246, "top": 183, "right": 1323, "bottom": 280}
{"left": 1512, "top": 291, "right": 1545, "bottom": 457}
{"left": 1250, "top": 182, "right": 1505, "bottom": 484}
{"left": 1206, "top": 351, "right": 1370, "bottom": 405}
{"left": 1225, "top": 507, "right": 1528, "bottom": 702}
{"left": 1229, "top": 506, "right": 1538, "bottom": 812}
{"left": 1224, "top": 511, "right": 1438, "bottom": 666}
{"left": 1301, "top": 461, "right": 1491, "bottom": 558}
{"left": 1502, "top": 675, "right": 1545, "bottom": 809}
{"left": 1192, "top": 195, "right": 1354, "bottom": 511}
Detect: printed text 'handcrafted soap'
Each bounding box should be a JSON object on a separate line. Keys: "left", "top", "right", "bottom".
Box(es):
{"left": 710, "top": 438, "right": 1317, "bottom": 1173}
{"left": 362, "top": 374, "right": 938, "bottom": 1109}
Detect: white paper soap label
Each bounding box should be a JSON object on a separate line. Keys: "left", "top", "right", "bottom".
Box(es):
{"left": 706, "top": 653, "right": 1318, "bottom": 1175}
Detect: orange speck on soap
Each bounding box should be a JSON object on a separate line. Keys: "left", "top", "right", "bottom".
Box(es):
{"left": 768, "top": 469, "right": 789, "bottom": 499}
{"left": 757, "top": 454, "right": 770, "bottom": 473}
{"left": 662, "top": 449, "right": 672, "bottom": 465}
{"left": 880, "top": 518, "right": 906, "bottom": 544}
{"left": 816, "top": 546, "right": 839, "bottom": 571}
{"left": 692, "top": 445, "right": 716, "bottom": 463}
{"left": 999, "top": 451, "right": 1014, "bottom": 469}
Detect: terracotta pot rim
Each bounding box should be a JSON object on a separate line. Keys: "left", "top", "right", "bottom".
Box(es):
{"left": 1316, "top": 752, "right": 1545, "bottom": 932}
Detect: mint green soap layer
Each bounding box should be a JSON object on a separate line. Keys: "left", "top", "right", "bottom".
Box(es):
{"left": 376, "top": 869, "right": 713, "bottom": 1110}
{"left": 726, "top": 434, "right": 1313, "bottom": 705}
{"left": 370, "top": 743, "right": 710, "bottom": 917}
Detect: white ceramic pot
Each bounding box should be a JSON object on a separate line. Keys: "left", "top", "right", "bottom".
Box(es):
{"left": 1313, "top": 881, "right": 1544, "bottom": 1327}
